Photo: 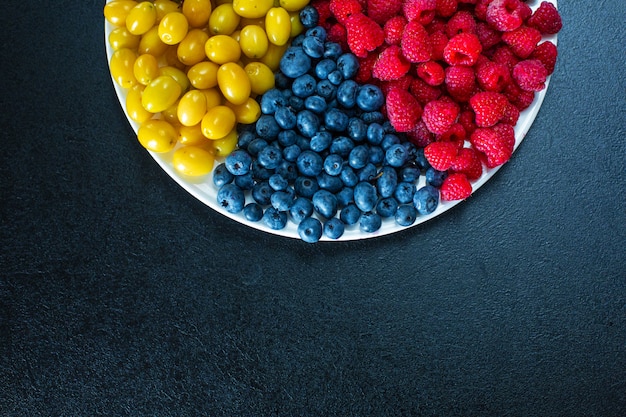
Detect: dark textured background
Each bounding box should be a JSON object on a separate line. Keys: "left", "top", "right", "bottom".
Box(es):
{"left": 1, "top": 1, "right": 625, "bottom": 416}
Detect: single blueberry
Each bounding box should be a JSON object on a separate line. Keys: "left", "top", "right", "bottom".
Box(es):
{"left": 251, "top": 160, "right": 272, "bottom": 180}
{"left": 315, "top": 59, "right": 337, "bottom": 80}
{"left": 305, "top": 26, "right": 327, "bottom": 41}
{"left": 299, "top": 5, "right": 319, "bottom": 28}
{"left": 257, "top": 144, "right": 283, "bottom": 169}
{"left": 316, "top": 79, "right": 336, "bottom": 100}
{"left": 368, "top": 146, "right": 385, "bottom": 165}
{"left": 271, "top": 190, "right": 295, "bottom": 212}
{"left": 277, "top": 129, "right": 298, "bottom": 147}
{"left": 336, "top": 187, "right": 354, "bottom": 208}
{"left": 247, "top": 138, "right": 268, "bottom": 156}
{"left": 347, "top": 117, "right": 367, "bottom": 141}
{"left": 426, "top": 167, "right": 448, "bottom": 188}
{"left": 413, "top": 185, "right": 440, "bottom": 215}
{"left": 359, "top": 212, "right": 382, "bottom": 233}
{"left": 302, "top": 36, "right": 325, "bottom": 58}
{"left": 304, "top": 95, "right": 327, "bottom": 114}
{"left": 366, "top": 123, "right": 385, "bottom": 145}
{"left": 336, "top": 80, "right": 359, "bottom": 109}
{"left": 394, "top": 181, "right": 416, "bottom": 204}
{"left": 290, "top": 34, "right": 305, "bottom": 47}
{"left": 400, "top": 166, "right": 421, "bottom": 183}
{"left": 381, "top": 133, "right": 401, "bottom": 151}
{"left": 376, "top": 197, "right": 399, "bottom": 218}
{"left": 340, "top": 165, "right": 359, "bottom": 187}
{"left": 237, "top": 130, "right": 256, "bottom": 149}
{"left": 348, "top": 145, "right": 370, "bottom": 170}
{"left": 324, "top": 218, "right": 345, "bottom": 240}
{"left": 330, "top": 136, "right": 355, "bottom": 157}
{"left": 262, "top": 207, "right": 288, "bottom": 230}
{"left": 269, "top": 173, "right": 289, "bottom": 191}
{"left": 414, "top": 147, "right": 430, "bottom": 170}
{"left": 292, "top": 74, "right": 317, "bottom": 98}
{"left": 354, "top": 182, "right": 378, "bottom": 213}
{"left": 337, "top": 53, "right": 359, "bottom": 80}
{"left": 356, "top": 84, "right": 385, "bottom": 111}
{"left": 310, "top": 131, "right": 333, "bottom": 152}
{"left": 327, "top": 70, "right": 343, "bottom": 85}
{"left": 395, "top": 204, "right": 418, "bottom": 226}
{"left": 323, "top": 42, "right": 343, "bottom": 60}
{"left": 325, "top": 108, "right": 350, "bottom": 132}
{"left": 243, "top": 203, "right": 263, "bottom": 222}
{"left": 324, "top": 154, "right": 344, "bottom": 176}
{"left": 260, "top": 88, "right": 287, "bottom": 114}
{"left": 234, "top": 172, "right": 255, "bottom": 190}
{"left": 340, "top": 203, "right": 361, "bottom": 225}
{"left": 385, "top": 143, "right": 409, "bottom": 167}
{"left": 276, "top": 160, "right": 298, "bottom": 182}
{"left": 312, "top": 189, "right": 339, "bottom": 218}
{"left": 256, "top": 115, "right": 281, "bottom": 139}
{"left": 217, "top": 183, "right": 245, "bottom": 214}
{"left": 280, "top": 47, "right": 312, "bottom": 78}
{"left": 296, "top": 150, "right": 324, "bottom": 177}
{"left": 288, "top": 95, "right": 304, "bottom": 111}
{"left": 225, "top": 149, "right": 252, "bottom": 176}
{"left": 290, "top": 197, "right": 314, "bottom": 224}
{"left": 316, "top": 172, "right": 343, "bottom": 193}
{"left": 296, "top": 109, "right": 321, "bottom": 138}
{"left": 213, "top": 162, "right": 234, "bottom": 187}
{"left": 251, "top": 181, "right": 273, "bottom": 205}
{"left": 376, "top": 166, "right": 398, "bottom": 198}
{"left": 298, "top": 217, "right": 323, "bottom": 243}
{"left": 274, "top": 106, "right": 297, "bottom": 130}
{"left": 361, "top": 111, "right": 385, "bottom": 124}
{"left": 357, "top": 163, "right": 378, "bottom": 182}
{"left": 283, "top": 144, "right": 302, "bottom": 162}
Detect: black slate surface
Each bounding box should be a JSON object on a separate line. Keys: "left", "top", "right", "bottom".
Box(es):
{"left": 1, "top": 1, "right": 625, "bottom": 416}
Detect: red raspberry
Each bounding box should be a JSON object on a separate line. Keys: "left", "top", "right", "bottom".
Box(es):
{"left": 424, "top": 140, "right": 459, "bottom": 171}
{"left": 385, "top": 87, "right": 423, "bottom": 132}
{"left": 367, "top": 0, "right": 403, "bottom": 25}
{"left": 445, "top": 10, "right": 477, "bottom": 38}
{"left": 425, "top": 17, "right": 448, "bottom": 34}
{"left": 512, "top": 59, "right": 547, "bottom": 91}
{"left": 372, "top": 45, "right": 412, "bottom": 81}
{"left": 470, "top": 123, "right": 514, "bottom": 168}
{"left": 486, "top": 0, "right": 531, "bottom": 32}
{"left": 403, "top": 0, "right": 437, "bottom": 25}
{"left": 501, "top": 25, "right": 542, "bottom": 59}
{"left": 429, "top": 30, "right": 449, "bottom": 61}
{"left": 401, "top": 21, "right": 433, "bottom": 63}
{"left": 440, "top": 173, "right": 473, "bottom": 201}
{"left": 327, "top": 23, "right": 348, "bottom": 50}
{"left": 422, "top": 98, "right": 460, "bottom": 135}
{"left": 410, "top": 77, "right": 443, "bottom": 104}
{"left": 530, "top": 41, "right": 558, "bottom": 74}
{"left": 527, "top": 1, "right": 563, "bottom": 35}
{"left": 312, "top": 0, "right": 333, "bottom": 29}
{"left": 355, "top": 53, "right": 378, "bottom": 83}
{"left": 475, "top": 59, "right": 511, "bottom": 92}
{"left": 469, "top": 91, "right": 508, "bottom": 127}
{"left": 504, "top": 82, "right": 535, "bottom": 110}
{"left": 491, "top": 45, "right": 519, "bottom": 71}
{"left": 443, "top": 32, "right": 483, "bottom": 66}
{"left": 407, "top": 120, "right": 436, "bottom": 147}
{"left": 383, "top": 16, "right": 407, "bottom": 45}
{"left": 475, "top": 22, "right": 502, "bottom": 50}
{"left": 458, "top": 107, "right": 477, "bottom": 136}
{"left": 329, "top": 0, "right": 363, "bottom": 24}
{"left": 500, "top": 100, "right": 520, "bottom": 125}
{"left": 492, "top": 122, "right": 516, "bottom": 151}
{"left": 344, "top": 13, "right": 385, "bottom": 57}
{"left": 451, "top": 147, "right": 483, "bottom": 180}
{"left": 437, "top": 122, "right": 467, "bottom": 150}
{"left": 444, "top": 65, "right": 477, "bottom": 102}
{"left": 435, "top": 0, "right": 458, "bottom": 18}
{"left": 379, "top": 75, "right": 414, "bottom": 95}
{"left": 416, "top": 60, "right": 445, "bottom": 86}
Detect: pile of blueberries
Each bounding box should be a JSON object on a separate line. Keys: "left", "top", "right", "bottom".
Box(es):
{"left": 213, "top": 6, "right": 444, "bottom": 242}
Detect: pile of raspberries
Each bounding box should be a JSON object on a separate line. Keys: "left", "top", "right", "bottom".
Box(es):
{"left": 312, "top": 0, "right": 562, "bottom": 200}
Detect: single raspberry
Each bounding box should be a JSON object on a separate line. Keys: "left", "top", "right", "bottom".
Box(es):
{"left": 443, "top": 32, "right": 483, "bottom": 66}
{"left": 367, "top": 0, "right": 403, "bottom": 25}
{"left": 491, "top": 45, "right": 520, "bottom": 71}
{"left": 486, "top": 0, "right": 532, "bottom": 32}
{"left": 470, "top": 124, "right": 514, "bottom": 168}
{"left": 372, "top": 45, "right": 412, "bottom": 81}
{"left": 500, "top": 100, "right": 520, "bottom": 125}
{"left": 383, "top": 15, "right": 407, "bottom": 45}
{"left": 469, "top": 91, "right": 509, "bottom": 127}
{"left": 407, "top": 120, "right": 436, "bottom": 147}
{"left": 444, "top": 65, "right": 477, "bottom": 102}
{"left": 344, "top": 13, "right": 385, "bottom": 58}
{"left": 424, "top": 140, "right": 459, "bottom": 171}
{"left": 530, "top": 41, "right": 558, "bottom": 74}
{"left": 422, "top": 98, "right": 461, "bottom": 135}
{"left": 429, "top": 30, "right": 449, "bottom": 61}
{"left": 492, "top": 122, "right": 516, "bottom": 151}
{"left": 435, "top": 0, "right": 458, "bottom": 18}
{"left": 451, "top": 147, "right": 483, "bottom": 180}
{"left": 327, "top": 23, "right": 348, "bottom": 50}
{"left": 440, "top": 173, "right": 473, "bottom": 201}
{"left": 410, "top": 77, "right": 443, "bottom": 104}
{"left": 527, "top": 1, "right": 562, "bottom": 35}
{"left": 416, "top": 60, "right": 445, "bottom": 86}
{"left": 403, "top": 0, "right": 437, "bottom": 25}
{"left": 476, "top": 59, "right": 511, "bottom": 92}
{"left": 475, "top": 22, "right": 502, "bottom": 50}
{"left": 445, "top": 10, "right": 477, "bottom": 38}
{"left": 512, "top": 59, "right": 548, "bottom": 91}
{"left": 501, "top": 25, "right": 542, "bottom": 59}
{"left": 458, "top": 107, "right": 477, "bottom": 136}
{"left": 355, "top": 53, "right": 378, "bottom": 83}
{"left": 401, "top": 21, "right": 433, "bottom": 63}
{"left": 385, "top": 87, "right": 423, "bottom": 132}
{"left": 437, "top": 122, "right": 467, "bottom": 149}
{"left": 329, "top": 0, "right": 363, "bottom": 24}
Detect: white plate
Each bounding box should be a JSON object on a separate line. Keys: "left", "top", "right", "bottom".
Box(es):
{"left": 105, "top": 0, "right": 557, "bottom": 241}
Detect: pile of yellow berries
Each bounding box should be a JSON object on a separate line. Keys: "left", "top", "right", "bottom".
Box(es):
{"left": 105, "top": 0, "right": 309, "bottom": 176}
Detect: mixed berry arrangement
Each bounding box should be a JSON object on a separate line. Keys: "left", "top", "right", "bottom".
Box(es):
{"left": 105, "top": 0, "right": 562, "bottom": 242}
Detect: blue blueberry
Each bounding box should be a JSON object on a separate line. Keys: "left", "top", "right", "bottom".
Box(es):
{"left": 340, "top": 203, "right": 361, "bottom": 225}
{"left": 305, "top": 26, "right": 327, "bottom": 41}
{"left": 324, "top": 42, "right": 343, "bottom": 60}
{"left": 276, "top": 160, "right": 298, "bottom": 182}
{"left": 243, "top": 203, "right": 263, "bottom": 222}
{"left": 290, "top": 197, "right": 314, "bottom": 224}
{"left": 299, "top": 5, "right": 319, "bottom": 28}
{"left": 304, "top": 95, "right": 327, "bottom": 114}
{"left": 251, "top": 181, "right": 273, "bottom": 205}
{"left": 262, "top": 207, "right": 288, "bottom": 230}
{"left": 298, "top": 217, "right": 323, "bottom": 243}
{"left": 336, "top": 80, "right": 359, "bottom": 108}
{"left": 292, "top": 73, "right": 317, "bottom": 98}
{"left": 354, "top": 182, "right": 378, "bottom": 213}
{"left": 425, "top": 167, "right": 448, "bottom": 187}
{"left": 400, "top": 166, "right": 421, "bottom": 183}
{"left": 336, "top": 187, "right": 354, "bottom": 208}
{"left": 260, "top": 88, "right": 286, "bottom": 114}
{"left": 359, "top": 212, "right": 382, "bottom": 233}
{"left": 312, "top": 190, "right": 339, "bottom": 219}
{"left": 309, "top": 131, "right": 332, "bottom": 152}
{"left": 357, "top": 163, "right": 378, "bottom": 182}
{"left": 361, "top": 111, "right": 385, "bottom": 124}
{"left": 330, "top": 136, "right": 355, "bottom": 157}
{"left": 340, "top": 165, "right": 359, "bottom": 187}
{"left": 296, "top": 150, "right": 324, "bottom": 177}
{"left": 385, "top": 143, "right": 409, "bottom": 167}
{"left": 376, "top": 197, "right": 398, "bottom": 218}
{"left": 274, "top": 72, "right": 292, "bottom": 90}
{"left": 395, "top": 204, "right": 418, "bottom": 226}
{"left": 225, "top": 149, "right": 252, "bottom": 176}
{"left": 368, "top": 146, "right": 385, "bottom": 164}
{"left": 213, "top": 162, "right": 234, "bottom": 187}
{"left": 394, "top": 181, "right": 416, "bottom": 204}
{"left": 276, "top": 130, "right": 296, "bottom": 147}
{"left": 315, "top": 59, "right": 337, "bottom": 80}
{"left": 274, "top": 106, "right": 297, "bottom": 130}
{"left": 271, "top": 190, "right": 295, "bottom": 212}
{"left": 283, "top": 144, "right": 302, "bottom": 162}
{"left": 269, "top": 173, "right": 289, "bottom": 191}
{"left": 366, "top": 123, "right": 385, "bottom": 145}
{"left": 302, "top": 35, "right": 324, "bottom": 58}
{"left": 257, "top": 144, "right": 283, "bottom": 169}
{"left": 288, "top": 95, "right": 304, "bottom": 111}
{"left": 217, "top": 183, "right": 245, "bottom": 214}
{"left": 327, "top": 69, "right": 343, "bottom": 85}
{"left": 290, "top": 34, "right": 305, "bottom": 47}
{"left": 413, "top": 185, "right": 439, "bottom": 215}
{"left": 280, "top": 47, "right": 312, "bottom": 78}
{"left": 294, "top": 176, "right": 319, "bottom": 198}
{"left": 324, "top": 154, "right": 343, "bottom": 176}
{"left": 356, "top": 84, "right": 385, "bottom": 111}
{"left": 251, "top": 159, "right": 272, "bottom": 180}
{"left": 414, "top": 147, "right": 430, "bottom": 170}
{"left": 247, "top": 138, "right": 268, "bottom": 156}
{"left": 347, "top": 117, "right": 367, "bottom": 141}
{"left": 256, "top": 115, "right": 281, "bottom": 139}
{"left": 376, "top": 166, "right": 398, "bottom": 198}
{"left": 325, "top": 108, "right": 349, "bottom": 132}
{"left": 348, "top": 144, "right": 369, "bottom": 169}
{"left": 237, "top": 130, "right": 256, "bottom": 148}
{"left": 234, "top": 172, "right": 255, "bottom": 190}
{"left": 316, "top": 172, "right": 343, "bottom": 193}
{"left": 296, "top": 109, "right": 321, "bottom": 137}
{"left": 316, "top": 79, "right": 336, "bottom": 100}
{"left": 337, "top": 53, "right": 359, "bottom": 80}
{"left": 324, "top": 218, "right": 345, "bottom": 240}
{"left": 381, "top": 133, "right": 401, "bottom": 150}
